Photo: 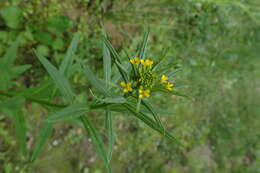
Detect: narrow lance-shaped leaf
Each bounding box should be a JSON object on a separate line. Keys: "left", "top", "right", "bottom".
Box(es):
{"left": 31, "top": 122, "right": 53, "bottom": 161}
{"left": 34, "top": 49, "right": 74, "bottom": 104}
{"left": 103, "top": 36, "right": 121, "bottom": 63}
{"left": 154, "top": 87, "right": 189, "bottom": 98}
{"left": 0, "top": 96, "right": 27, "bottom": 156}
{"left": 103, "top": 37, "right": 128, "bottom": 82}
{"left": 103, "top": 35, "right": 111, "bottom": 88}
{"left": 105, "top": 111, "right": 115, "bottom": 162}
{"left": 80, "top": 62, "right": 110, "bottom": 97}
{"left": 141, "top": 99, "right": 165, "bottom": 132}
{"left": 123, "top": 103, "right": 181, "bottom": 145}
{"left": 138, "top": 30, "right": 150, "bottom": 59}
{"left": 80, "top": 115, "right": 112, "bottom": 173}
{"left": 13, "top": 111, "right": 27, "bottom": 156}
{"left": 60, "top": 33, "right": 80, "bottom": 77}
{"left": 103, "top": 33, "right": 116, "bottom": 163}
{"left": 3, "top": 37, "right": 20, "bottom": 66}
{"left": 46, "top": 103, "right": 89, "bottom": 123}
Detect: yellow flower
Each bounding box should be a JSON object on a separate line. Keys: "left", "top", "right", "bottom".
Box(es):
{"left": 161, "top": 75, "right": 168, "bottom": 83}
{"left": 139, "top": 86, "right": 151, "bottom": 98}
{"left": 120, "top": 82, "right": 133, "bottom": 93}
{"left": 140, "top": 59, "right": 154, "bottom": 66}
{"left": 130, "top": 57, "right": 140, "bottom": 65}
{"left": 165, "top": 82, "right": 174, "bottom": 91}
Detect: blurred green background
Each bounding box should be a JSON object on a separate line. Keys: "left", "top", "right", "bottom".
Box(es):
{"left": 0, "top": 0, "right": 259, "bottom": 173}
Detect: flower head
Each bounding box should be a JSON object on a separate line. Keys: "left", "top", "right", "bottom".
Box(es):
{"left": 139, "top": 86, "right": 151, "bottom": 98}
{"left": 141, "top": 59, "right": 154, "bottom": 66}
{"left": 161, "top": 75, "right": 168, "bottom": 83}
{"left": 120, "top": 82, "right": 133, "bottom": 93}
{"left": 130, "top": 57, "right": 140, "bottom": 65}
{"left": 165, "top": 82, "right": 174, "bottom": 91}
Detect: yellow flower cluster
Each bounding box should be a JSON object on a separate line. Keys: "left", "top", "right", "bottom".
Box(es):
{"left": 130, "top": 57, "right": 154, "bottom": 66}
{"left": 138, "top": 86, "right": 151, "bottom": 98}
{"left": 161, "top": 75, "right": 174, "bottom": 91}
{"left": 120, "top": 82, "right": 133, "bottom": 93}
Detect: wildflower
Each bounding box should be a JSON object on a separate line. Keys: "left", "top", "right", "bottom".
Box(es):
{"left": 130, "top": 57, "right": 140, "bottom": 65}
{"left": 120, "top": 82, "right": 133, "bottom": 93}
{"left": 139, "top": 86, "right": 151, "bottom": 98}
{"left": 165, "top": 82, "right": 174, "bottom": 91}
{"left": 141, "top": 59, "right": 154, "bottom": 66}
{"left": 161, "top": 75, "right": 168, "bottom": 83}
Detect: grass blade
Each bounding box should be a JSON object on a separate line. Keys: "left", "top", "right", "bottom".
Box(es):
{"left": 31, "top": 122, "right": 53, "bottom": 161}
{"left": 34, "top": 49, "right": 74, "bottom": 104}
{"left": 80, "top": 115, "right": 112, "bottom": 173}
{"left": 60, "top": 33, "right": 80, "bottom": 76}
{"left": 46, "top": 103, "right": 89, "bottom": 123}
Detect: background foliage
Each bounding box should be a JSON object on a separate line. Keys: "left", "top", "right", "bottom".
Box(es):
{"left": 0, "top": 0, "right": 259, "bottom": 173}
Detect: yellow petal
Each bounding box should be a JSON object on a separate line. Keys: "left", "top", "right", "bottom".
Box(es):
{"left": 126, "top": 82, "right": 131, "bottom": 87}
{"left": 134, "top": 57, "right": 140, "bottom": 62}
{"left": 128, "top": 87, "right": 133, "bottom": 92}
{"left": 130, "top": 59, "right": 135, "bottom": 64}
{"left": 120, "top": 82, "right": 126, "bottom": 87}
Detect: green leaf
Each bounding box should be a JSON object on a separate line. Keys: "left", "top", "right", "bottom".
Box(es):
{"left": 46, "top": 15, "right": 74, "bottom": 33}
{"left": 46, "top": 103, "right": 89, "bottom": 123}
{"left": 33, "top": 31, "right": 53, "bottom": 45}
{"left": 103, "top": 36, "right": 122, "bottom": 63}
{"left": 105, "top": 110, "right": 115, "bottom": 162}
{"left": 13, "top": 111, "right": 27, "bottom": 156}
{"left": 138, "top": 30, "right": 150, "bottom": 59}
{"left": 103, "top": 38, "right": 111, "bottom": 88}
{"left": 12, "top": 79, "right": 55, "bottom": 99}
{"left": 34, "top": 50, "right": 74, "bottom": 104}
{"left": 80, "top": 116, "right": 112, "bottom": 173}
{"left": 101, "top": 97, "right": 126, "bottom": 103}
{"left": 52, "top": 38, "right": 65, "bottom": 51}
{"left": 0, "top": 5, "right": 23, "bottom": 29}
{"left": 123, "top": 103, "right": 181, "bottom": 144}
{"left": 12, "top": 65, "right": 31, "bottom": 77}
{"left": 60, "top": 33, "right": 80, "bottom": 76}
{"left": 2, "top": 37, "right": 20, "bottom": 66}
{"left": 0, "top": 96, "right": 25, "bottom": 114}
{"left": 0, "top": 97, "right": 27, "bottom": 156}
{"left": 141, "top": 99, "right": 164, "bottom": 131}
{"left": 103, "top": 36, "right": 128, "bottom": 82}
{"left": 154, "top": 87, "right": 189, "bottom": 98}
{"left": 31, "top": 122, "right": 53, "bottom": 161}
{"left": 36, "top": 45, "right": 50, "bottom": 57}
{"left": 90, "top": 89, "right": 125, "bottom": 104}
{"left": 80, "top": 62, "right": 110, "bottom": 97}
{"left": 151, "top": 48, "right": 169, "bottom": 71}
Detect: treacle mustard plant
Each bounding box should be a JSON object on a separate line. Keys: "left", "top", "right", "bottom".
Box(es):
{"left": 26, "top": 31, "right": 186, "bottom": 173}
